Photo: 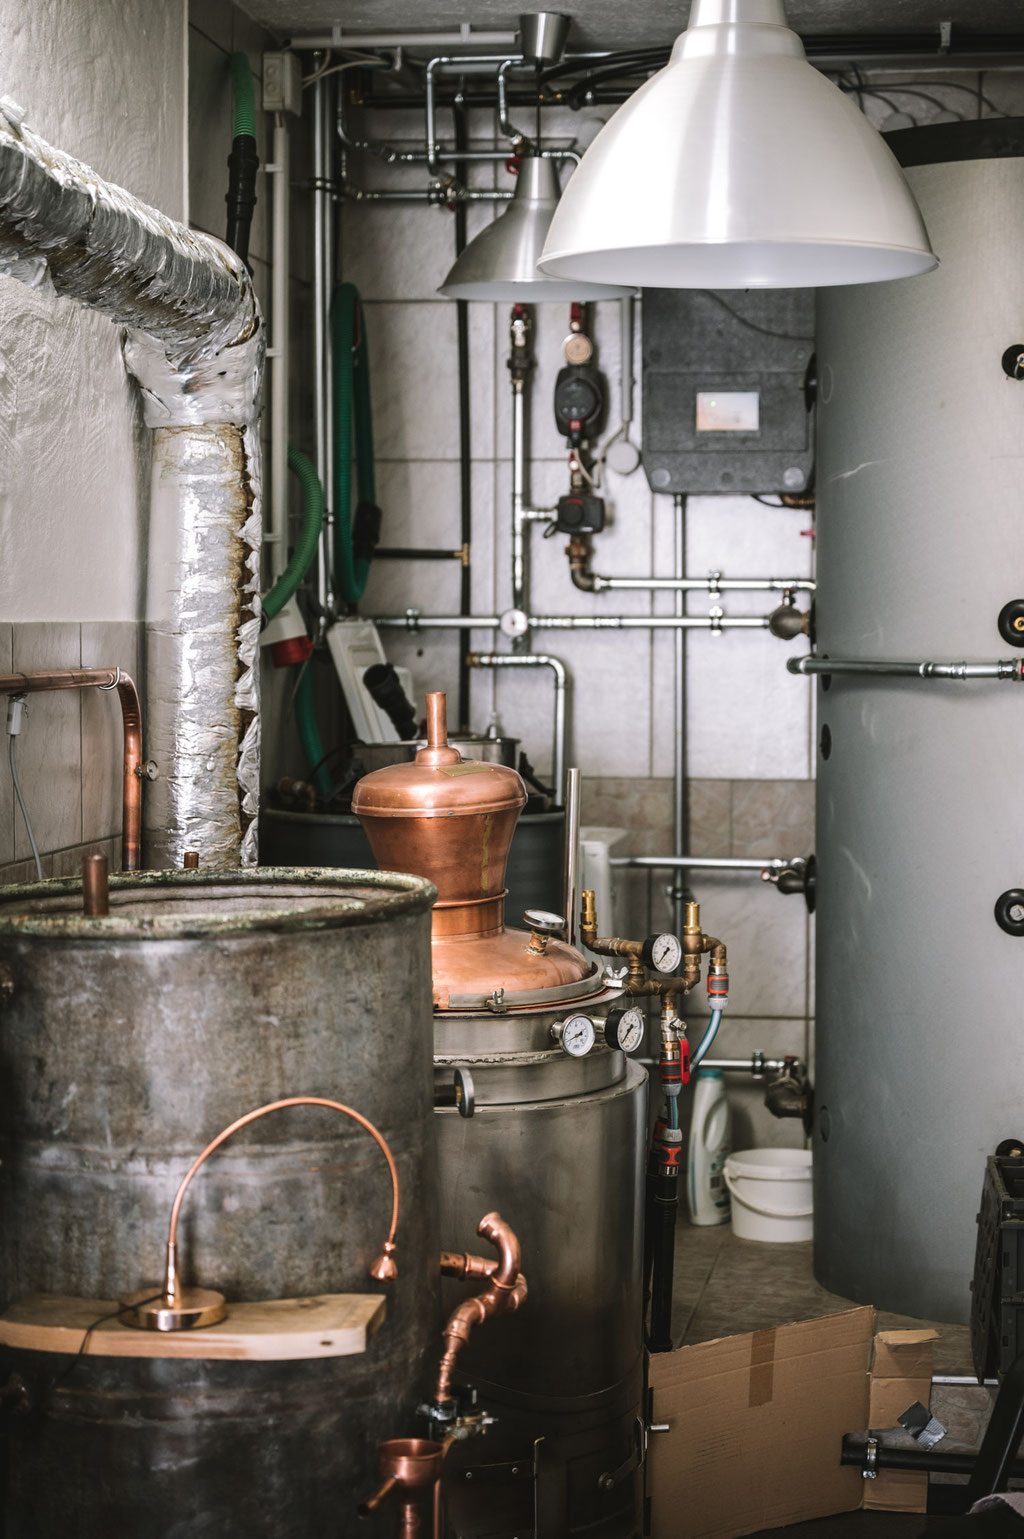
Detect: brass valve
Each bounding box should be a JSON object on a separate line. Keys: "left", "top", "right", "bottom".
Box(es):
{"left": 580, "top": 889, "right": 728, "bottom": 1004}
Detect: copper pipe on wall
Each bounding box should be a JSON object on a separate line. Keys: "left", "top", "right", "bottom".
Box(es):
{"left": 434, "top": 1211, "right": 526, "bottom": 1407}
{"left": 0, "top": 668, "right": 144, "bottom": 872}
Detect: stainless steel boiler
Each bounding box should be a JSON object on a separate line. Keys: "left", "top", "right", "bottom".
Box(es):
{"left": 353, "top": 694, "right": 646, "bottom": 1539}
{"left": 814, "top": 120, "right": 1024, "bottom": 1323}
{"left": 0, "top": 868, "right": 439, "bottom": 1538}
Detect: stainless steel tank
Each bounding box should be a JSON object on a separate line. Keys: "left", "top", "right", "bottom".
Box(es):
{"left": 353, "top": 695, "right": 646, "bottom": 1539}
{"left": 0, "top": 868, "right": 439, "bottom": 1538}
{"left": 814, "top": 121, "right": 1024, "bottom": 1323}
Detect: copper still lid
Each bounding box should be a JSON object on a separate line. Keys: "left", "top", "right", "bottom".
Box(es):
{"left": 352, "top": 691, "right": 591, "bottom": 1009}
{"left": 351, "top": 693, "right": 526, "bottom": 820}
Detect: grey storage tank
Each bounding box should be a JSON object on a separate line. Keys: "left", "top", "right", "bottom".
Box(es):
{"left": 0, "top": 867, "right": 438, "bottom": 1538}
{"left": 814, "top": 121, "right": 1024, "bottom": 1323}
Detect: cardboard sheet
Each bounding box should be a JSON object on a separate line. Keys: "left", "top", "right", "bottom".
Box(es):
{"left": 863, "top": 1328, "right": 938, "bottom": 1514}
{"left": 648, "top": 1307, "right": 875, "bottom": 1539}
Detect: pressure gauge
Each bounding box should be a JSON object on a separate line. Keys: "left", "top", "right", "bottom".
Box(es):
{"left": 604, "top": 1006, "right": 645, "bottom": 1055}
{"left": 642, "top": 932, "right": 683, "bottom": 976}
{"left": 551, "top": 1014, "right": 596, "bottom": 1058}
{"left": 523, "top": 908, "right": 566, "bottom": 938}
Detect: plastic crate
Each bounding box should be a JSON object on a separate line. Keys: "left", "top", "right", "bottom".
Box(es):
{"left": 971, "top": 1151, "right": 1024, "bottom": 1381}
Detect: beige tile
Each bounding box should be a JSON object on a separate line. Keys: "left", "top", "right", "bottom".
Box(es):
{"left": 680, "top": 872, "right": 808, "bottom": 1018}
{"left": 731, "top": 778, "right": 815, "bottom": 858}
{"left": 688, "top": 779, "right": 731, "bottom": 858}
{"left": 10, "top": 624, "right": 82, "bottom": 862}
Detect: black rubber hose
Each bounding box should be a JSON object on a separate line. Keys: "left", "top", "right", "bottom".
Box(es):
{"left": 226, "top": 53, "right": 259, "bottom": 268}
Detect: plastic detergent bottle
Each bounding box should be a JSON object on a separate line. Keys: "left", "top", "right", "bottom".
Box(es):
{"left": 688, "top": 1067, "right": 731, "bottom": 1226}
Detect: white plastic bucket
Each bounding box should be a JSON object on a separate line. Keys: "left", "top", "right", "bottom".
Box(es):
{"left": 723, "top": 1148, "right": 813, "bottom": 1243}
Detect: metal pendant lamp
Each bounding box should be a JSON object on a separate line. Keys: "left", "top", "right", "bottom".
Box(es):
{"left": 438, "top": 153, "right": 634, "bottom": 301}
{"left": 538, "top": 0, "right": 937, "bottom": 289}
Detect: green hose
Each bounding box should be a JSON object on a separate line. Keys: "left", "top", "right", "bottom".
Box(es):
{"left": 229, "top": 52, "right": 256, "bottom": 138}
{"left": 332, "top": 283, "right": 379, "bottom": 604}
{"left": 294, "top": 665, "right": 333, "bottom": 801}
{"left": 263, "top": 448, "right": 324, "bottom": 624}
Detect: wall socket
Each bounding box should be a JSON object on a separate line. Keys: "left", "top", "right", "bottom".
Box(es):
{"left": 262, "top": 51, "right": 302, "bottom": 115}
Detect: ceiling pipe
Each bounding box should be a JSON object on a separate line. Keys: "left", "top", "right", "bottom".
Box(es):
{"left": 0, "top": 102, "right": 263, "bottom": 869}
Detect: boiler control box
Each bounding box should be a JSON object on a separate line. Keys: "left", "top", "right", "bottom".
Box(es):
{"left": 641, "top": 287, "right": 815, "bottom": 496}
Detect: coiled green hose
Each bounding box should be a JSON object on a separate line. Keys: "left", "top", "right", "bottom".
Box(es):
{"left": 262, "top": 448, "right": 324, "bottom": 624}
{"left": 230, "top": 51, "right": 256, "bottom": 138}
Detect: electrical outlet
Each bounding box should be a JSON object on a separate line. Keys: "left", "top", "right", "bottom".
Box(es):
{"left": 262, "top": 51, "right": 302, "bottom": 115}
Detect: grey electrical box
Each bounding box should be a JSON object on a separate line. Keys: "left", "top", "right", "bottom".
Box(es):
{"left": 262, "top": 51, "right": 302, "bottom": 115}
{"left": 641, "top": 288, "right": 815, "bottom": 496}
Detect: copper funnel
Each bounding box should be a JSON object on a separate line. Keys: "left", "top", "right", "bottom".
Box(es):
{"left": 353, "top": 692, "right": 589, "bottom": 1008}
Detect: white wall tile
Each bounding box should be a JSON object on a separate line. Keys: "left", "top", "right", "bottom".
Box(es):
{"left": 676, "top": 872, "right": 808, "bottom": 1020}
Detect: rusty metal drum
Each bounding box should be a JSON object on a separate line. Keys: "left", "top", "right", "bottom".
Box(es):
{"left": 0, "top": 868, "right": 438, "bottom": 1538}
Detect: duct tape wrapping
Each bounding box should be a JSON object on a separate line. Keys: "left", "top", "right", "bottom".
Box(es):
{"left": 143, "top": 410, "right": 262, "bottom": 870}
{"left": 0, "top": 105, "right": 257, "bottom": 367}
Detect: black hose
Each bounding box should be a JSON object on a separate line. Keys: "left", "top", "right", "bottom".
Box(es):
{"left": 226, "top": 54, "right": 259, "bottom": 269}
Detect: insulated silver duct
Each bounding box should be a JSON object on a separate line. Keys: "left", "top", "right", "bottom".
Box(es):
{"left": 0, "top": 102, "right": 263, "bottom": 868}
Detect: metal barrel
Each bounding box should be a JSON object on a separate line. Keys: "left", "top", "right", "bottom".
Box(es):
{"left": 0, "top": 868, "right": 439, "bottom": 1538}
{"left": 814, "top": 124, "right": 1024, "bottom": 1322}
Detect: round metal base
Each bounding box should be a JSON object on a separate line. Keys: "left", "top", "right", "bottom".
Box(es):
{"left": 118, "top": 1286, "right": 227, "bottom": 1332}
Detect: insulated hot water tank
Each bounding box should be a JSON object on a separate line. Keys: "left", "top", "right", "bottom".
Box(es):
{"left": 814, "top": 121, "right": 1024, "bottom": 1323}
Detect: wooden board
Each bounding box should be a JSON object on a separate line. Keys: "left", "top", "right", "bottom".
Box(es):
{"left": 0, "top": 1292, "right": 387, "bottom": 1361}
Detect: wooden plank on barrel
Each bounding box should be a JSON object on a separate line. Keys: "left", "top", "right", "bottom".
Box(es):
{"left": 0, "top": 1293, "right": 387, "bottom": 1360}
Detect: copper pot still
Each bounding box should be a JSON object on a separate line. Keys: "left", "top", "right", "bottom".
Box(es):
{"left": 352, "top": 693, "right": 586, "bottom": 1007}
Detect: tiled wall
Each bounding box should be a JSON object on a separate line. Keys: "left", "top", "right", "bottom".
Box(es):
{"left": 0, "top": 622, "right": 139, "bottom": 883}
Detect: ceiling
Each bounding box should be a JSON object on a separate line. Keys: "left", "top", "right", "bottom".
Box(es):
{"left": 244, "top": 2, "right": 1024, "bottom": 54}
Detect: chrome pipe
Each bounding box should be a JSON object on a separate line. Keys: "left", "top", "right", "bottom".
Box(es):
{"left": 564, "top": 767, "right": 582, "bottom": 946}
{"left": 611, "top": 855, "right": 798, "bottom": 873}
{"left": 294, "top": 29, "right": 519, "bottom": 48}
{"left": 788, "top": 655, "right": 1023, "bottom": 680}
{"left": 511, "top": 381, "right": 527, "bottom": 614}
{"left": 589, "top": 574, "right": 816, "bottom": 593}
{"left": 267, "top": 117, "right": 290, "bottom": 585}
{"left": 673, "top": 494, "right": 687, "bottom": 938}
{"left": 313, "top": 75, "right": 331, "bottom": 615}
{"left": 339, "top": 185, "right": 513, "bottom": 203}
{"left": 467, "top": 653, "right": 567, "bottom": 795}
{"left": 497, "top": 59, "right": 528, "bottom": 144}
{"left": 426, "top": 55, "right": 520, "bottom": 175}
{"left": 369, "top": 613, "right": 774, "bottom": 632}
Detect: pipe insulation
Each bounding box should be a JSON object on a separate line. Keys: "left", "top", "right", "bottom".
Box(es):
{"left": 0, "top": 102, "right": 263, "bottom": 869}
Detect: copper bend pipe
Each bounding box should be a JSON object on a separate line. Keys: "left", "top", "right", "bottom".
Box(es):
{"left": 161, "top": 1096, "right": 401, "bottom": 1303}
{"left": 0, "top": 667, "right": 143, "bottom": 871}
{"left": 434, "top": 1211, "right": 525, "bottom": 1406}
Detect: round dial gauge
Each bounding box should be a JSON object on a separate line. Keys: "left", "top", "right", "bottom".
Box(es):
{"left": 642, "top": 932, "right": 683, "bottom": 975}
{"left": 604, "top": 1006, "right": 645, "bottom": 1055}
{"left": 551, "top": 1014, "right": 596, "bottom": 1058}
{"left": 523, "top": 908, "right": 566, "bottom": 937}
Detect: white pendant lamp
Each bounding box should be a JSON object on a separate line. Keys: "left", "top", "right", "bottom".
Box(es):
{"left": 538, "top": 0, "right": 937, "bottom": 290}
{"left": 438, "top": 153, "right": 634, "bottom": 301}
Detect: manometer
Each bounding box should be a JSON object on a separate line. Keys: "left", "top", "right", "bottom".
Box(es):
{"left": 551, "top": 1014, "right": 596, "bottom": 1058}
{"left": 604, "top": 1006, "right": 645, "bottom": 1055}
{"left": 642, "top": 932, "right": 683, "bottom": 975}
{"left": 523, "top": 909, "right": 566, "bottom": 937}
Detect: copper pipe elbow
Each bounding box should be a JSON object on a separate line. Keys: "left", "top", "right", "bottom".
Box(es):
{"left": 434, "top": 1211, "right": 523, "bottom": 1407}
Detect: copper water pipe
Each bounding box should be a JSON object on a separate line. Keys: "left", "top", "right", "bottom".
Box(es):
{"left": 434, "top": 1211, "right": 525, "bottom": 1406}
{"left": 0, "top": 668, "right": 144, "bottom": 871}
{"left": 161, "top": 1096, "right": 401, "bottom": 1306}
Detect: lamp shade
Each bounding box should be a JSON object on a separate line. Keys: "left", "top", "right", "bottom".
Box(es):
{"left": 538, "top": 0, "right": 937, "bottom": 289}
{"left": 438, "top": 155, "right": 634, "bottom": 301}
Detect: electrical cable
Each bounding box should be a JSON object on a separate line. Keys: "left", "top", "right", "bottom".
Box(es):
{"left": 701, "top": 290, "right": 814, "bottom": 344}
{"left": 863, "top": 76, "right": 1009, "bottom": 117}
{"left": 7, "top": 699, "right": 42, "bottom": 880}
{"left": 302, "top": 52, "right": 393, "bottom": 88}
